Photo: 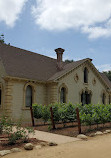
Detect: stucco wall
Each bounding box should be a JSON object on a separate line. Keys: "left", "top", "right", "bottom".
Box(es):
{"left": 0, "top": 60, "right": 110, "bottom": 123}
{"left": 11, "top": 81, "right": 46, "bottom": 123}
{"left": 56, "top": 61, "right": 109, "bottom": 104}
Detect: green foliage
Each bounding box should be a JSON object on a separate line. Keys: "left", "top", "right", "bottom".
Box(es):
{"left": 33, "top": 103, "right": 111, "bottom": 128}
{"left": 79, "top": 104, "right": 111, "bottom": 126}
{"left": 0, "top": 34, "right": 5, "bottom": 44}
{"left": 0, "top": 34, "right": 10, "bottom": 45}
{"left": 42, "top": 106, "right": 50, "bottom": 123}
{"left": 33, "top": 104, "right": 50, "bottom": 123}
{"left": 65, "top": 59, "right": 74, "bottom": 63}
{"left": 0, "top": 116, "right": 34, "bottom": 145}
{"left": 33, "top": 104, "right": 43, "bottom": 119}
{"left": 103, "top": 71, "right": 111, "bottom": 81}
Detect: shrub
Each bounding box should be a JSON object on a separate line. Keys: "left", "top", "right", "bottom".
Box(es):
{"left": 33, "top": 103, "right": 111, "bottom": 129}
{"left": 0, "top": 116, "right": 34, "bottom": 145}
{"left": 33, "top": 104, "right": 43, "bottom": 119}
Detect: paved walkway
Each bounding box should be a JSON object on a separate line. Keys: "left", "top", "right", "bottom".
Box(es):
{"left": 30, "top": 130, "right": 80, "bottom": 144}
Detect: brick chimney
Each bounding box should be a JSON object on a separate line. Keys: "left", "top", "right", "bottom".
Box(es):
{"left": 55, "top": 48, "right": 65, "bottom": 70}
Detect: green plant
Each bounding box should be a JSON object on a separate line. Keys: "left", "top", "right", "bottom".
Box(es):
{"left": 0, "top": 116, "right": 34, "bottom": 145}
{"left": 33, "top": 104, "right": 43, "bottom": 119}
{"left": 32, "top": 103, "right": 111, "bottom": 130}
{"left": 42, "top": 106, "right": 50, "bottom": 123}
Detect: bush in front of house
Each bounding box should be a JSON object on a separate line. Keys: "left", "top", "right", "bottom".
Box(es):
{"left": 33, "top": 103, "right": 77, "bottom": 124}
{"left": 0, "top": 116, "right": 34, "bottom": 145}
{"left": 33, "top": 103, "right": 111, "bottom": 128}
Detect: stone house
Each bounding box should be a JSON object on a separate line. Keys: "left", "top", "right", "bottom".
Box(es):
{"left": 0, "top": 44, "right": 111, "bottom": 123}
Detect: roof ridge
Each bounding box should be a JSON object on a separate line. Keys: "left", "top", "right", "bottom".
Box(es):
{"left": 1, "top": 44, "right": 57, "bottom": 61}
{"left": 48, "top": 58, "right": 88, "bottom": 81}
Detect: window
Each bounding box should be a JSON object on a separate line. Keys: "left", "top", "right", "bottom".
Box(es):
{"left": 109, "top": 95, "right": 111, "bottom": 104}
{"left": 102, "top": 93, "right": 105, "bottom": 104}
{"left": 25, "top": 85, "right": 32, "bottom": 107}
{"left": 60, "top": 87, "right": 66, "bottom": 103}
{"left": 84, "top": 67, "right": 88, "bottom": 83}
{"left": 81, "top": 91, "right": 91, "bottom": 105}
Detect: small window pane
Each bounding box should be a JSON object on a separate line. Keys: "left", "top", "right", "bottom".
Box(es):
{"left": 102, "top": 93, "right": 105, "bottom": 104}
{"left": 60, "top": 87, "right": 66, "bottom": 103}
{"left": 84, "top": 68, "right": 88, "bottom": 83}
{"left": 81, "top": 91, "right": 91, "bottom": 105}
{"left": 25, "top": 85, "right": 32, "bottom": 107}
{"left": 109, "top": 95, "right": 111, "bottom": 104}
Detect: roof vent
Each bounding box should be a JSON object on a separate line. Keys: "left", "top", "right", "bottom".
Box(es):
{"left": 55, "top": 48, "right": 65, "bottom": 70}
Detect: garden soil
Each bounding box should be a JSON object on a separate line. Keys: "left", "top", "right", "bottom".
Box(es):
{"left": 4, "top": 133, "right": 111, "bottom": 158}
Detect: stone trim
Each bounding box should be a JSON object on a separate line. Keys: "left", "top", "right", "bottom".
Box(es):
{"left": 58, "top": 83, "right": 68, "bottom": 103}
{"left": 56, "top": 60, "right": 110, "bottom": 92}
{"left": 74, "top": 73, "right": 79, "bottom": 83}
{"left": 79, "top": 88, "right": 92, "bottom": 103}
{"left": 56, "top": 60, "right": 89, "bottom": 81}
{"left": 82, "top": 65, "right": 89, "bottom": 73}
{"left": 4, "top": 76, "right": 58, "bottom": 85}
{"left": 4, "top": 81, "right": 13, "bottom": 117}
{"left": 0, "top": 83, "right": 3, "bottom": 109}
{"left": 23, "top": 82, "right": 36, "bottom": 109}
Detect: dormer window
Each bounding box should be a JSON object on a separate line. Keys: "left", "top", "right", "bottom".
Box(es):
{"left": 84, "top": 67, "right": 88, "bottom": 83}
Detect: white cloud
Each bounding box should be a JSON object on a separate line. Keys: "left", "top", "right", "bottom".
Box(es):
{"left": 96, "top": 64, "right": 111, "bottom": 72}
{"left": 0, "top": 0, "right": 27, "bottom": 27}
{"left": 32, "top": 0, "right": 111, "bottom": 38}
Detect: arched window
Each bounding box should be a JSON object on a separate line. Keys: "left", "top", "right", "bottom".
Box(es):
{"left": 0, "top": 89, "right": 1, "bottom": 107}
{"left": 102, "top": 93, "right": 105, "bottom": 104}
{"left": 60, "top": 87, "right": 66, "bottom": 103}
{"left": 84, "top": 67, "right": 88, "bottom": 83}
{"left": 81, "top": 91, "right": 91, "bottom": 105}
{"left": 25, "top": 85, "right": 33, "bottom": 107}
{"left": 109, "top": 95, "right": 111, "bottom": 104}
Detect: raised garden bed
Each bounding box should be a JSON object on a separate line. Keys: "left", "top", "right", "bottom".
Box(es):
{"left": 33, "top": 122, "right": 111, "bottom": 137}
{"left": 0, "top": 134, "right": 45, "bottom": 150}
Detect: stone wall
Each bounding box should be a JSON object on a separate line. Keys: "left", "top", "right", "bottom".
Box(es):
{"left": 56, "top": 61, "right": 109, "bottom": 104}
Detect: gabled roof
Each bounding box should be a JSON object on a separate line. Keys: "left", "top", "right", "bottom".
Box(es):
{"left": 0, "top": 44, "right": 62, "bottom": 81}
{"left": 100, "top": 73, "right": 111, "bottom": 89}
{"left": 48, "top": 58, "right": 91, "bottom": 81}
{"left": 0, "top": 44, "right": 111, "bottom": 90}
{"left": 0, "top": 44, "right": 90, "bottom": 82}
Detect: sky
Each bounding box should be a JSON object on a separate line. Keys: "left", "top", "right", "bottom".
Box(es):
{"left": 0, "top": 0, "right": 111, "bottom": 72}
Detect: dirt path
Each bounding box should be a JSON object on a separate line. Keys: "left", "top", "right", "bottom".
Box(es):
{"left": 4, "top": 134, "right": 111, "bottom": 158}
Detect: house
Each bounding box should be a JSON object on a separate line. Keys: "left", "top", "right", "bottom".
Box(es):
{"left": 0, "top": 44, "right": 111, "bottom": 123}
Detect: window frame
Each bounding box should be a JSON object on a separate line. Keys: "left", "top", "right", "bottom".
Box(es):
{"left": 60, "top": 87, "right": 66, "bottom": 103}
{"left": 109, "top": 95, "right": 111, "bottom": 104}
{"left": 59, "top": 83, "right": 68, "bottom": 103}
{"left": 81, "top": 90, "right": 92, "bottom": 105}
{"left": 25, "top": 85, "right": 33, "bottom": 107}
{"left": 23, "top": 82, "right": 36, "bottom": 110}
{"left": 102, "top": 92, "right": 106, "bottom": 105}
{"left": 84, "top": 67, "right": 88, "bottom": 83}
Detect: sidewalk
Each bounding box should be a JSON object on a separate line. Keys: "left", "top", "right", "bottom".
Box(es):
{"left": 30, "top": 130, "right": 80, "bottom": 144}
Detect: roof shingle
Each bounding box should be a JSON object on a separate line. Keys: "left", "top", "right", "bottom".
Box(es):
{"left": 100, "top": 73, "right": 111, "bottom": 89}
{"left": 0, "top": 44, "right": 111, "bottom": 91}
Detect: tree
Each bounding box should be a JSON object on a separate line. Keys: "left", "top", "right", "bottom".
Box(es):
{"left": 0, "top": 34, "right": 5, "bottom": 44}
{"left": 103, "top": 71, "right": 111, "bottom": 81}
{"left": 0, "top": 34, "right": 10, "bottom": 45}
{"left": 65, "top": 59, "right": 74, "bottom": 63}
